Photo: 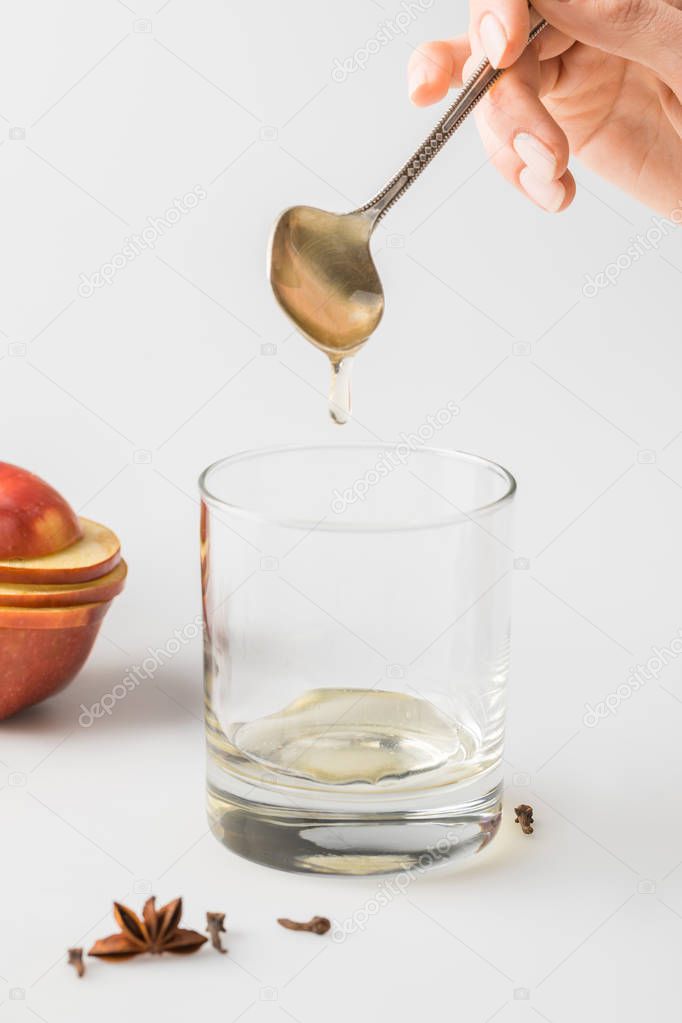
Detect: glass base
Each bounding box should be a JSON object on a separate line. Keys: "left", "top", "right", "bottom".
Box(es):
{"left": 207, "top": 781, "right": 502, "bottom": 876}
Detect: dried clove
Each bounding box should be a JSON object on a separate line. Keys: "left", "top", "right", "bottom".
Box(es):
{"left": 514, "top": 804, "right": 534, "bottom": 835}
{"left": 277, "top": 916, "right": 331, "bottom": 935}
{"left": 206, "top": 912, "right": 227, "bottom": 953}
{"left": 68, "top": 948, "right": 85, "bottom": 978}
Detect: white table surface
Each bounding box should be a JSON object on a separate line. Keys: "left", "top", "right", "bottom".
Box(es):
{"left": 2, "top": 1, "right": 682, "bottom": 1020}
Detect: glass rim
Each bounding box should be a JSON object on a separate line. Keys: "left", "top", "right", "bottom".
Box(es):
{"left": 198, "top": 443, "right": 516, "bottom": 534}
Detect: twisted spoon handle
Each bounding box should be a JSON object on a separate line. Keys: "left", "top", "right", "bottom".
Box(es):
{"left": 358, "top": 13, "right": 548, "bottom": 222}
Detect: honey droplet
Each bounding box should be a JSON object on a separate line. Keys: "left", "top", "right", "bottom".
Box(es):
{"left": 329, "top": 357, "right": 353, "bottom": 425}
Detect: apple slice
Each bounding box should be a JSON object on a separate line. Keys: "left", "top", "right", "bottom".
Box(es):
{"left": 0, "top": 462, "right": 82, "bottom": 559}
{"left": 0, "top": 559, "right": 127, "bottom": 608}
{"left": 0, "top": 518, "right": 121, "bottom": 584}
{"left": 0, "top": 599, "right": 112, "bottom": 630}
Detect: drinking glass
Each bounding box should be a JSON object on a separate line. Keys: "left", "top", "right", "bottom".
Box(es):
{"left": 199, "top": 444, "right": 515, "bottom": 875}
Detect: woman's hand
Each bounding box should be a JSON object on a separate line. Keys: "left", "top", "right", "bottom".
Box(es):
{"left": 408, "top": 0, "right": 682, "bottom": 214}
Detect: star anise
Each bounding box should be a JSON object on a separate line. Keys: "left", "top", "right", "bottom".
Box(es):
{"left": 89, "top": 897, "right": 207, "bottom": 960}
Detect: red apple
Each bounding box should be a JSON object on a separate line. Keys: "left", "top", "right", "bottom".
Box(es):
{"left": 0, "top": 559, "right": 127, "bottom": 608}
{"left": 0, "top": 600, "right": 112, "bottom": 719}
{"left": 0, "top": 462, "right": 82, "bottom": 559}
{"left": 0, "top": 518, "right": 120, "bottom": 584}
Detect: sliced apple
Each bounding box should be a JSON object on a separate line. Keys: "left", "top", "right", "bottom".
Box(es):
{"left": 0, "top": 518, "right": 121, "bottom": 584}
{"left": 0, "top": 461, "right": 82, "bottom": 560}
{"left": 0, "top": 559, "right": 127, "bottom": 608}
{"left": 0, "top": 599, "right": 112, "bottom": 629}
{"left": 0, "top": 600, "right": 113, "bottom": 720}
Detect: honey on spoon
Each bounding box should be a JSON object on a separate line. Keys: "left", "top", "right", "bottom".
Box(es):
{"left": 269, "top": 12, "right": 548, "bottom": 424}
{"left": 269, "top": 206, "right": 381, "bottom": 424}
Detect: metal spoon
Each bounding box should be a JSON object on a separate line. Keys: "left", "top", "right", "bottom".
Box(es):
{"left": 269, "top": 12, "right": 548, "bottom": 419}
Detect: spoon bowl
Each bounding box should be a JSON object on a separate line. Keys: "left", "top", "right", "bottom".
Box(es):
{"left": 269, "top": 205, "right": 384, "bottom": 361}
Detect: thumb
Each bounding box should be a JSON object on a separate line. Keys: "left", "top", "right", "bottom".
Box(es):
{"left": 535, "top": 0, "right": 682, "bottom": 92}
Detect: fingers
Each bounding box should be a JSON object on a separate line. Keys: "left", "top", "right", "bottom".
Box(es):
{"left": 406, "top": 25, "right": 576, "bottom": 213}
{"left": 408, "top": 38, "right": 470, "bottom": 105}
{"left": 474, "top": 45, "right": 574, "bottom": 210}
{"left": 534, "top": 0, "right": 682, "bottom": 91}
{"left": 467, "top": 0, "right": 573, "bottom": 67}
{"left": 408, "top": 26, "right": 572, "bottom": 106}
{"left": 469, "top": 0, "right": 530, "bottom": 67}
{"left": 476, "top": 104, "right": 576, "bottom": 211}
{"left": 465, "top": 0, "right": 682, "bottom": 90}
{"left": 520, "top": 167, "right": 576, "bottom": 211}
{"left": 482, "top": 47, "right": 569, "bottom": 173}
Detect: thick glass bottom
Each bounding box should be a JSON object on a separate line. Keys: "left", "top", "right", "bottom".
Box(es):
{"left": 207, "top": 780, "right": 502, "bottom": 876}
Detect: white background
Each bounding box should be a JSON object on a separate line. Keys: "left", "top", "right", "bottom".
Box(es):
{"left": 2, "top": 1, "right": 682, "bottom": 1019}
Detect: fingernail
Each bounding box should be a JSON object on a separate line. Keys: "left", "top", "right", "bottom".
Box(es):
{"left": 408, "top": 64, "right": 430, "bottom": 102}
{"left": 520, "top": 167, "right": 566, "bottom": 212}
{"left": 479, "top": 12, "right": 507, "bottom": 67}
{"left": 513, "top": 133, "right": 557, "bottom": 182}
